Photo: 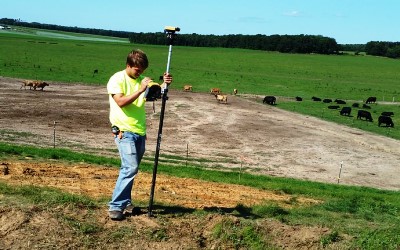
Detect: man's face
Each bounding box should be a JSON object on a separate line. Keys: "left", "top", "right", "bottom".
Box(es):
{"left": 127, "top": 65, "right": 145, "bottom": 79}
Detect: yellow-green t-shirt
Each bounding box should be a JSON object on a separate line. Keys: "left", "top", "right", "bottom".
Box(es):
{"left": 107, "top": 70, "right": 146, "bottom": 135}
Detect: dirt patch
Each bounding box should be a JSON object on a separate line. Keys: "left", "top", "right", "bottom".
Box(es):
{"left": 1, "top": 76, "right": 399, "bottom": 191}
{"left": 0, "top": 161, "right": 318, "bottom": 209}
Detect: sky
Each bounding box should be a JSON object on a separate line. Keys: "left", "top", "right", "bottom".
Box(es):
{"left": 1, "top": 0, "right": 399, "bottom": 44}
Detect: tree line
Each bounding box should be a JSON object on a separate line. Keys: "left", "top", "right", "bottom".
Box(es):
{"left": 365, "top": 41, "right": 400, "bottom": 58}
{"left": 130, "top": 32, "right": 340, "bottom": 54}
{"left": 2, "top": 18, "right": 399, "bottom": 58}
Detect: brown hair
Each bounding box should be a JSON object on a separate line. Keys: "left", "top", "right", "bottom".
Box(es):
{"left": 126, "top": 49, "right": 149, "bottom": 69}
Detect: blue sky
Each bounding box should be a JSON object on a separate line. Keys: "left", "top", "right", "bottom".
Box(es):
{"left": 1, "top": 0, "right": 398, "bottom": 44}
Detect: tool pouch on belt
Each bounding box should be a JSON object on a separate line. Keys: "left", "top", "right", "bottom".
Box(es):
{"left": 144, "top": 82, "right": 162, "bottom": 101}
{"left": 111, "top": 126, "right": 122, "bottom": 138}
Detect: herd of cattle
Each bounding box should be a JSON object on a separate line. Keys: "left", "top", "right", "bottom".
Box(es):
{"left": 183, "top": 85, "right": 394, "bottom": 128}
{"left": 20, "top": 80, "right": 49, "bottom": 91}
{"left": 183, "top": 85, "right": 232, "bottom": 104}
{"left": 182, "top": 85, "right": 395, "bottom": 128}
{"left": 263, "top": 94, "right": 394, "bottom": 128}
{"left": 312, "top": 96, "right": 394, "bottom": 127}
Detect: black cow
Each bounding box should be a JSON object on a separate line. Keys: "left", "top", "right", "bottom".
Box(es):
{"left": 357, "top": 110, "right": 373, "bottom": 122}
{"left": 352, "top": 103, "right": 359, "bottom": 108}
{"left": 323, "top": 98, "right": 332, "bottom": 103}
{"left": 362, "top": 104, "right": 371, "bottom": 109}
{"left": 340, "top": 107, "right": 352, "bottom": 116}
{"left": 378, "top": 116, "right": 394, "bottom": 127}
{"left": 328, "top": 105, "right": 340, "bottom": 109}
{"left": 381, "top": 111, "right": 394, "bottom": 116}
{"left": 295, "top": 96, "right": 303, "bottom": 101}
{"left": 263, "top": 96, "right": 276, "bottom": 105}
{"left": 366, "top": 96, "right": 377, "bottom": 104}
{"left": 335, "top": 99, "right": 346, "bottom": 104}
{"left": 312, "top": 96, "right": 321, "bottom": 101}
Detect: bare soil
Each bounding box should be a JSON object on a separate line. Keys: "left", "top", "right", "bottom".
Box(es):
{"left": 1, "top": 76, "right": 399, "bottom": 249}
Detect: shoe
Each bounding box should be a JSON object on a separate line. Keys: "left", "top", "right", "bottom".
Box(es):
{"left": 125, "top": 204, "right": 135, "bottom": 214}
{"left": 109, "top": 210, "right": 124, "bottom": 221}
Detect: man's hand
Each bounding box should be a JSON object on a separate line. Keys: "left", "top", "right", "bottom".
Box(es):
{"left": 140, "top": 77, "right": 152, "bottom": 93}
{"left": 163, "top": 73, "right": 173, "bottom": 85}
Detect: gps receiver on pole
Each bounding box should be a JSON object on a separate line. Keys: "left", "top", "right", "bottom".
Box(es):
{"left": 148, "top": 26, "right": 180, "bottom": 217}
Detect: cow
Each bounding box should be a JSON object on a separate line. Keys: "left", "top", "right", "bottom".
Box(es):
{"left": 20, "top": 80, "right": 35, "bottom": 90}
{"left": 323, "top": 98, "right": 332, "bottom": 103}
{"left": 210, "top": 88, "right": 221, "bottom": 95}
{"left": 378, "top": 115, "right": 394, "bottom": 127}
{"left": 311, "top": 96, "right": 321, "bottom": 101}
{"left": 366, "top": 96, "right": 377, "bottom": 104}
{"left": 295, "top": 96, "right": 302, "bottom": 101}
{"left": 362, "top": 104, "right": 371, "bottom": 109}
{"left": 335, "top": 99, "right": 346, "bottom": 104}
{"left": 233, "top": 89, "right": 238, "bottom": 95}
{"left": 92, "top": 69, "right": 99, "bottom": 77}
{"left": 352, "top": 103, "right": 360, "bottom": 108}
{"left": 33, "top": 81, "right": 49, "bottom": 91}
{"left": 357, "top": 110, "right": 373, "bottom": 122}
{"left": 215, "top": 94, "right": 228, "bottom": 104}
{"left": 381, "top": 111, "right": 394, "bottom": 117}
{"left": 263, "top": 96, "right": 276, "bottom": 105}
{"left": 183, "top": 85, "right": 193, "bottom": 92}
{"left": 340, "top": 107, "right": 352, "bottom": 116}
{"left": 328, "top": 105, "right": 340, "bottom": 109}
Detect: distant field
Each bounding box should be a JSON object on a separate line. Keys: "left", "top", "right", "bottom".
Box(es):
{"left": 1, "top": 28, "right": 399, "bottom": 99}
{"left": 0, "top": 26, "right": 128, "bottom": 42}
{"left": 1, "top": 28, "right": 399, "bottom": 139}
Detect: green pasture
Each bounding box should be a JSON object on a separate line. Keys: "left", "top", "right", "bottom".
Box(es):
{"left": 278, "top": 99, "right": 400, "bottom": 140}
{"left": 1, "top": 29, "right": 399, "bottom": 99}
{"left": 0, "top": 28, "right": 399, "bottom": 139}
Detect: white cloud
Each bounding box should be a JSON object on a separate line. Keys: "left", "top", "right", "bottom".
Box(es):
{"left": 284, "top": 10, "right": 301, "bottom": 17}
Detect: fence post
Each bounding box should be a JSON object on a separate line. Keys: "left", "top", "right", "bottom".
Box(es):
{"left": 186, "top": 143, "right": 188, "bottom": 167}
{"left": 337, "top": 161, "right": 343, "bottom": 184}
{"left": 53, "top": 121, "right": 56, "bottom": 148}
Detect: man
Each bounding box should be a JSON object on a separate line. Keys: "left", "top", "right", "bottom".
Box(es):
{"left": 107, "top": 49, "right": 173, "bottom": 220}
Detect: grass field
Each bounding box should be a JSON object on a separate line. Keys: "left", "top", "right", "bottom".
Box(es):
{"left": 1, "top": 27, "right": 400, "bottom": 100}
{"left": 1, "top": 27, "right": 399, "bottom": 139}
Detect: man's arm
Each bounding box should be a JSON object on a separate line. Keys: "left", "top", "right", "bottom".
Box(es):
{"left": 112, "top": 77, "right": 151, "bottom": 107}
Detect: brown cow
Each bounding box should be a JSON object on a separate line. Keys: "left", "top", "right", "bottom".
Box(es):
{"left": 183, "top": 85, "right": 193, "bottom": 92}
{"left": 33, "top": 81, "right": 49, "bottom": 91}
{"left": 233, "top": 89, "right": 238, "bottom": 95}
{"left": 215, "top": 94, "right": 228, "bottom": 104}
{"left": 20, "top": 80, "right": 35, "bottom": 90}
{"left": 210, "top": 88, "right": 221, "bottom": 95}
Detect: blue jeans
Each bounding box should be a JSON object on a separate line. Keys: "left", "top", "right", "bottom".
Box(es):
{"left": 109, "top": 131, "right": 145, "bottom": 212}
